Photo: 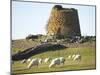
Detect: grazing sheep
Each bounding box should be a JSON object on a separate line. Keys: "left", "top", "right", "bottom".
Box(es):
{"left": 72, "top": 54, "right": 76, "bottom": 59}
{"left": 27, "top": 58, "right": 38, "bottom": 69}
{"left": 38, "top": 58, "right": 42, "bottom": 64}
{"left": 44, "top": 58, "right": 51, "bottom": 63}
{"left": 49, "top": 57, "right": 65, "bottom": 68}
{"left": 21, "top": 59, "right": 26, "bottom": 63}
{"left": 49, "top": 58, "right": 60, "bottom": 68}
{"left": 59, "top": 57, "right": 65, "bottom": 64}
{"left": 68, "top": 55, "right": 71, "bottom": 59}
{"left": 73, "top": 54, "right": 81, "bottom": 61}
{"left": 27, "top": 58, "right": 31, "bottom": 63}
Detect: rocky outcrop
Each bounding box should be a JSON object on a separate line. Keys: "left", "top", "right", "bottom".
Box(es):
{"left": 12, "top": 43, "right": 66, "bottom": 60}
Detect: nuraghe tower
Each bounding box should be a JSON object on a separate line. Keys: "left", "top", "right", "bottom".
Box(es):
{"left": 47, "top": 5, "right": 81, "bottom": 37}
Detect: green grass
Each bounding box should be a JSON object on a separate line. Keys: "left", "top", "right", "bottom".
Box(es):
{"left": 12, "top": 47, "right": 96, "bottom": 74}
{"left": 12, "top": 47, "right": 22, "bottom": 54}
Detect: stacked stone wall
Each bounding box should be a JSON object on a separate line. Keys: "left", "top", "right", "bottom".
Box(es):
{"left": 47, "top": 5, "right": 81, "bottom": 37}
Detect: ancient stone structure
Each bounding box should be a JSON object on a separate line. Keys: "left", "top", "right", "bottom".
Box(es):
{"left": 47, "top": 5, "right": 81, "bottom": 38}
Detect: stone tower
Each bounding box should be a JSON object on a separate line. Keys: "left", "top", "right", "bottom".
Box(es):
{"left": 47, "top": 5, "right": 81, "bottom": 38}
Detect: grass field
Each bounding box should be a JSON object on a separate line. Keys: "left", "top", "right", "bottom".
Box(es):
{"left": 12, "top": 46, "right": 96, "bottom": 74}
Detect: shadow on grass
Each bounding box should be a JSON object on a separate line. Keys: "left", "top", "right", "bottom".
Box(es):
{"left": 12, "top": 43, "right": 67, "bottom": 61}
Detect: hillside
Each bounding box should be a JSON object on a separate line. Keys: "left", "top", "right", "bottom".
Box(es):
{"left": 12, "top": 39, "right": 41, "bottom": 54}
{"left": 12, "top": 39, "right": 96, "bottom": 74}
{"left": 12, "top": 38, "right": 95, "bottom": 54}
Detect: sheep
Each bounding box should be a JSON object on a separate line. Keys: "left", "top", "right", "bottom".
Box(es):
{"left": 44, "top": 58, "right": 51, "bottom": 63}
{"left": 49, "top": 58, "right": 60, "bottom": 68}
{"left": 68, "top": 55, "right": 71, "bottom": 59}
{"left": 38, "top": 58, "right": 42, "bottom": 64}
{"left": 26, "top": 58, "right": 31, "bottom": 63}
{"left": 73, "top": 54, "right": 81, "bottom": 61}
{"left": 72, "top": 54, "right": 76, "bottom": 59}
{"left": 49, "top": 57, "right": 65, "bottom": 68}
{"left": 59, "top": 57, "right": 65, "bottom": 65}
{"left": 27, "top": 58, "right": 39, "bottom": 69}
{"left": 27, "top": 58, "right": 42, "bottom": 69}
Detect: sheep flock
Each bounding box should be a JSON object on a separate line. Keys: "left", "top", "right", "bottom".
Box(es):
{"left": 12, "top": 54, "right": 81, "bottom": 69}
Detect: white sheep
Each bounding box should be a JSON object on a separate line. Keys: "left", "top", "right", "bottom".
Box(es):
{"left": 38, "top": 58, "right": 42, "bottom": 64}
{"left": 49, "top": 58, "right": 60, "bottom": 68}
{"left": 73, "top": 54, "right": 81, "bottom": 61}
{"left": 68, "top": 55, "right": 71, "bottom": 59}
{"left": 26, "top": 58, "right": 31, "bottom": 63}
{"left": 27, "top": 58, "right": 39, "bottom": 69}
{"left": 72, "top": 54, "right": 76, "bottom": 59}
{"left": 44, "top": 58, "right": 51, "bottom": 63}
{"left": 49, "top": 57, "right": 65, "bottom": 68}
{"left": 59, "top": 57, "right": 65, "bottom": 64}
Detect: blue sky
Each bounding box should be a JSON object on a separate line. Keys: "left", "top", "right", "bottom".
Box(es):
{"left": 12, "top": 1, "right": 96, "bottom": 39}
